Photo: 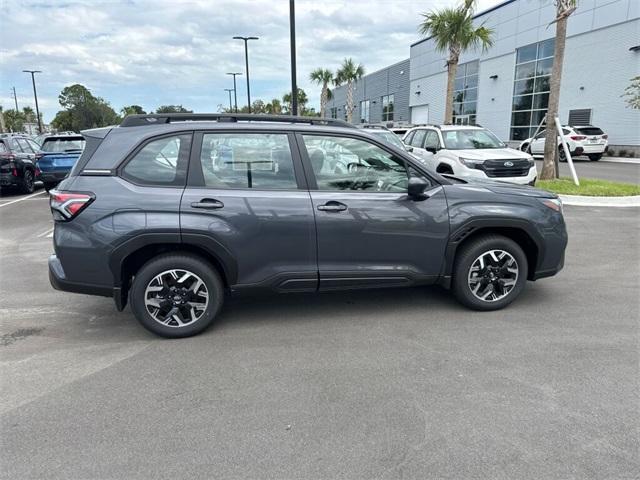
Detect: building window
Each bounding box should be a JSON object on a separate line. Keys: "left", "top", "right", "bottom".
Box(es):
{"left": 343, "top": 105, "right": 348, "bottom": 121}
{"left": 360, "top": 100, "right": 370, "bottom": 123}
{"left": 330, "top": 107, "right": 337, "bottom": 119}
{"left": 382, "top": 94, "right": 394, "bottom": 122}
{"left": 510, "top": 38, "right": 555, "bottom": 140}
{"left": 452, "top": 60, "right": 479, "bottom": 125}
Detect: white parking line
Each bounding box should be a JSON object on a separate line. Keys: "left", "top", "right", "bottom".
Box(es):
{"left": 0, "top": 191, "right": 47, "bottom": 208}
{"left": 37, "top": 227, "right": 54, "bottom": 238}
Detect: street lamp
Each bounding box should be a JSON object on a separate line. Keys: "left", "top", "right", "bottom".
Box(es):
{"left": 224, "top": 88, "right": 234, "bottom": 111}
{"left": 289, "top": 0, "right": 298, "bottom": 115}
{"left": 22, "top": 70, "right": 42, "bottom": 133}
{"left": 226, "top": 72, "right": 242, "bottom": 112}
{"left": 232, "top": 36, "right": 259, "bottom": 113}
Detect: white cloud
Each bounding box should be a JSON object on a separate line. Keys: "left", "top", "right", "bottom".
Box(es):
{"left": 1, "top": 0, "right": 504, "bottom": 120}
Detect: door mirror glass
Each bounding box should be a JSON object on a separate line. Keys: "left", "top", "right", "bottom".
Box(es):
{"left": 407, "top": 177, "right": 429, "bottom": 197}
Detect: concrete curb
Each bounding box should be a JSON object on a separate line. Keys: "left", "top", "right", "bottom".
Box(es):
{"left": 559, "top": 194, "right": 640, "bottom": 207}
{"left": 600, "top": 157, "right": 640, "bottom": 165}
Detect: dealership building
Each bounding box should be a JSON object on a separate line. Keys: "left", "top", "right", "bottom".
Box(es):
{"left": 326, "top": 0, "right": 639, "bottom": 148}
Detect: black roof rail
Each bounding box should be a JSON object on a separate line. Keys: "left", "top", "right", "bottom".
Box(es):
{"left": 120, "top": 113, "right": 356, "bottom": 128}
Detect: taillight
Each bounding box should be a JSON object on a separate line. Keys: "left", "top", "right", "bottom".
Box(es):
{"left": 570, "top": 135, "right": 586, "bottom": 141}
{"left": 35, "top": 153, "right": 44, "bottom": 160}
{"left": 35, "top": 167, "right": 41, "bottom": 177}
{"left": 49, "top": 190, "right": 94, "bottom": 221}
{"left": 602, "top": 134, "right": 608, "bottom": 139}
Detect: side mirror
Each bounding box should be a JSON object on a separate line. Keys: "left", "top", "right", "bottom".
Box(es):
{"left": 405, "top": 146, "right": 414, "bottom": 152}
{"left": 425, "top": 146, "right": 438, "bottom": 154}
{"left": 407, "top": 177, "right": 429, "bottom": 198}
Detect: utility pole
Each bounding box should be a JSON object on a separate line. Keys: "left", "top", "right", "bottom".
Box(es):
{"left": 11, "top": 87, "right": 19, "bottom": 111}
{"left": 232, "top": 36, "right": 259, "bottom": 113}
{"left": 22, "top": 70, "right": 43, "bottom": 133}
{"left": 289, "top": 0, "right": 298, "bottom": 115}
{"left": 226, "top": 72, "right": 242, "bottom": 112}
{"left": 224, "top": 89, "right": 234, "bottom": 111}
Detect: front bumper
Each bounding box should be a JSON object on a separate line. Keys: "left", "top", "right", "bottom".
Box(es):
{"left": 49, "top": 254, "right": 112, "bottom": 297}
{"left": 462, "top": 165, "right": 538, "bottom": 186}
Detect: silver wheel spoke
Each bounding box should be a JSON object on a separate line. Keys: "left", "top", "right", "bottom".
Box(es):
{"left": 467, "top": 249, "right": 518, "bottom": 303}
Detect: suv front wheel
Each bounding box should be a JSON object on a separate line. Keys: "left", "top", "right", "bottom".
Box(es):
{"left": 452, "top": 235, "right": 528, "bottom": 311}
{"left": 130, "top": 253, "right": 224, "bottom": 338}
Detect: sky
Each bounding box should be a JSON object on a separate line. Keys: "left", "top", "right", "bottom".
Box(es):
{"left": 1, "top": 0, "right": 503, "bottom": 122}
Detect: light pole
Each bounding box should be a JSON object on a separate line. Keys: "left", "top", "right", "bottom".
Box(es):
{"left": 232, "top": 36, "right": 259, "bottom": 113}
{"left": 11, "top": 87, "right": 19, "bottom": 111}
{"left": 224, "top": 88, "right": 234, "bottom": 111}
{"left": 289, "top": 0, "right": 298, "bottom": 115}
{"left": 226, "top": 72, "right": 242, "bottom": 112}
{"left": 22, "top": 70, "right": 42, "bottom": 133}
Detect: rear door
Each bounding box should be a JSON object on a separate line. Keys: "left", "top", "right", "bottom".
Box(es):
{"left": 180, "top": 131, "right": 317, "bottom": 291}
{"left": 298, "top": 132, "right": 450, "bottom": 290}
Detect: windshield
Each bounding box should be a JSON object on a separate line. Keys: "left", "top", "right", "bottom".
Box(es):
{"left": 441, "top": 129, "right": 505, "bottom": 150}
{"left": 370, "top": 130, "right": 406, "bottom": 150}
{"left": 42, "top": 137, "right": 85, "bottom": 153}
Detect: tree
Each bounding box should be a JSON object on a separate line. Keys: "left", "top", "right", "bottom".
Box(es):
{"left": 622, "top": 76, "right": 640, "bottom": 109}
{"left": 265, "top": 98, "right": 283, "bottom": 114}
{"left": 53, "top": 84, "right": 119, "bottom": 131}
{"left": 309, "top": 68, "right": 333, "bottom": 118}
{"left": 0, "top": 106, "right": 5, "bottom": 132}
{"left": 22, "top": 106, "right": 36, "bottom": 123}
{"left": 334, "top": 59, "right": 364, "bottom": 123}
{"left": 121, "top": 105, "right": 146, "bottom": 116}
{"left": 540, "top": 0, "right": 577, "bottom": 180}
{"left": 419, "top": 0, "right": 493, "bottom": 124}
{"left": 2, "top": 109, "right": 26, "bottom": 132}
{"left": 155, "top": 105, "right": 193, "bottom": 113}
{"left": 283, "top": 88, "right": 308, "bottom": 115}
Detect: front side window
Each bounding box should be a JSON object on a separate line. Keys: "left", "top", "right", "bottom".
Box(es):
{"left": 122, "top": 134, "right": 191, "bottom": 186}
{"left": 424, "top": 130, "right": 440, "bottom": 150}
{"left": 441, "top": 129, "right": 505, "bottom": 150}
{"left": 302, "top": 134, "right": 415, "bottom": 193}
{"left": 410, "top": 129, "right": 426, "bottom": 148}
{"left": 199, "top": 133, "right": 296, "bottom": 190}
{"left": 382, "top": 94, "right": 394, "bottom": 122}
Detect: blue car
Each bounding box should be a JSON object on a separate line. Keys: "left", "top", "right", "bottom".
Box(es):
{"left": 35, "top": 134, "right": 85, "bottom": 191}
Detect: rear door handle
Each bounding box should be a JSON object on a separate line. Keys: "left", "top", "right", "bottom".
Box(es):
{"left": 191, "top": 198, "right": 224, "bottom": 209}
{"left": 317, "top": 201, "right": 347, "bottom": 212}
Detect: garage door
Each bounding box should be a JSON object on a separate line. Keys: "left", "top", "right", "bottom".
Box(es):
{"left": 411, "top": 105, "right": 429, "bottom": 125}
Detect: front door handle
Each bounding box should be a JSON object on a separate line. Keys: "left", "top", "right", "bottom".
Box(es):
{"left": 191, "top": 198, "right": 224, "bottom": 209}
{"left": 317, "top": 201, "right": 347, "bottom": 212}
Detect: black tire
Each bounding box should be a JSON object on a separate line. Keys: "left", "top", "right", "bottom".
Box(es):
{"left": 43, "top": 182, "right": 57, "bottom": 192}
{"left": 588, "top": 154, "right": 602, "bottom": 161}
{"left": 558, "top": 148, "right": 567, "bottom": 162}
{"left": 20, "top": 169, "right": 35, "bottom": 194}
{"left": 130, "top": 253, "right": 224, "bottom": 338}
{"left": 452, "top": 234, "right": 528, "bottom": 311}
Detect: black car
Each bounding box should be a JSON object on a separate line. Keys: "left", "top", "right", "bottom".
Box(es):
{"left": 0, "top": 134, "right": 41, "bottom": 193}
{"left": 48, "top": 113, "right": 567, "bottom": 338}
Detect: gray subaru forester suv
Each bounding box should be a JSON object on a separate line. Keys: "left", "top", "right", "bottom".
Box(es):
{"left": 48, "top": 114, "right": 567, "bottom": 338}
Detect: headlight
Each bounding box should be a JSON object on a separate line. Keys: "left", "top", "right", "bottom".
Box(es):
{"left": 459, "top": 157, "right": 484, "bottom": 168}
{"left": 526, "top": 156, "right": 535, "bottom": 167}
{"left": 540, "top": 197, "right": 563, "bottom": 213}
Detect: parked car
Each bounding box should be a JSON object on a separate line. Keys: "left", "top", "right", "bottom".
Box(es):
{"left": 48, "top": 113, "right": 567, "bottom": 338}
{"left": 519, "top": 125, "right": 608, "bottom": 161}
{"left": 0, "top": 134, "right": 41, "bottom": 193}
{"left": 403, "top": 125, "right": 537, "bottom": 185}
{"left": 358, "top": 125, "right": 413, "bottom": 152}
{"left": 36, "top": 134, "right": 85, "bottom": 191}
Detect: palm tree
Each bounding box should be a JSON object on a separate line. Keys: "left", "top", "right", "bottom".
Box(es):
{"left": 309, "top": 68, "right": 333, "bottom": 118}
{"left": 540, "top": 0, "right": 577, "bottom": 180}
{"left": 283, "top": 88, "right": 308, "bottom": 114}
{"left": 334, "top": 58, "right": 364, "bottom": 123}
{"left": 265, "top": 98, "right": 283, "bottom": 114}
{"left": 419, "top": 0, "right": 493, "bottom": 124}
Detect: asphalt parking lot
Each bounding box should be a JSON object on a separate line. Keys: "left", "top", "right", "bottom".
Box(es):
{"left": 1, "top": 184, "right": 639, "bottom": 479}
{"left": 533, "top": 157, "right": 640, "bottom": 184}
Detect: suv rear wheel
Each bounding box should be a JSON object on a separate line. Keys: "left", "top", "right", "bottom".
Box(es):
{"left": 20, "top": 169, "right": 35, "bottom": 194}
{"left": 452, "top": 235, "right": 528, "bottom": 311}
{"left": 130, "top": 253, "right": 224, "bottom": 338}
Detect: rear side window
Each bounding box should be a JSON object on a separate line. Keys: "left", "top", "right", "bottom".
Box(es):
{"left": 199, "top": 133, "right": 296, "bottom": 190}
{"left": 8, "top": 138, "right": 22, "bottom": 152}
{"left": 575, "top": 127, "right": 604, "bottom": 136}
{"left": 122, "top": 134, "right": 191, "bottom": 186}
{"left": 16, "top": 138, "right": 33, "bottom": 153}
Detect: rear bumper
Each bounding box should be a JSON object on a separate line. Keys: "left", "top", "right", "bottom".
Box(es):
{"left": 0, "top": 172, "right": 20, "bottom": 186}
{"left": 49, "top": 254, "right": 112, "bottom": 297}
{"left": 37, "top": 170, "right": 69, "bottom": 183}
{"left": 579, "top": 144, "right": 607, "bottom": 154}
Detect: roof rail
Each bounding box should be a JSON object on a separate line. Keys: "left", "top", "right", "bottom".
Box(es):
{"left": 120, "top": 113, "right": 356, "bottom": 128}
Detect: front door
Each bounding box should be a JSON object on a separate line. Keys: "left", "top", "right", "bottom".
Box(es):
{"left": 298, "top": 133, "right": 450, "bottom": 290}
{"left": 180, "top": 131, "right": 317, "bottom": 291}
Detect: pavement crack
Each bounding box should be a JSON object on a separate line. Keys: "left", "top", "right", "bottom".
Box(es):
{"left": 0, "top": 328, "right": 44, "bottom": 347}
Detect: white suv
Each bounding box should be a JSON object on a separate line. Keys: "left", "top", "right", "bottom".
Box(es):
{"left": 403, "top": 125, "right": 537, "bottom": 185}
{"left": 519, "top": 125, "right": 609, "bottom": 161}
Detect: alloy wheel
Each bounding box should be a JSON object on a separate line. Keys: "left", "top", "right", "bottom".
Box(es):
{"left": 144, "top": 269, "right": 209, "bottom": 328}
{"left": 467, "top": 249, "right": 519, "bottom": 302}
